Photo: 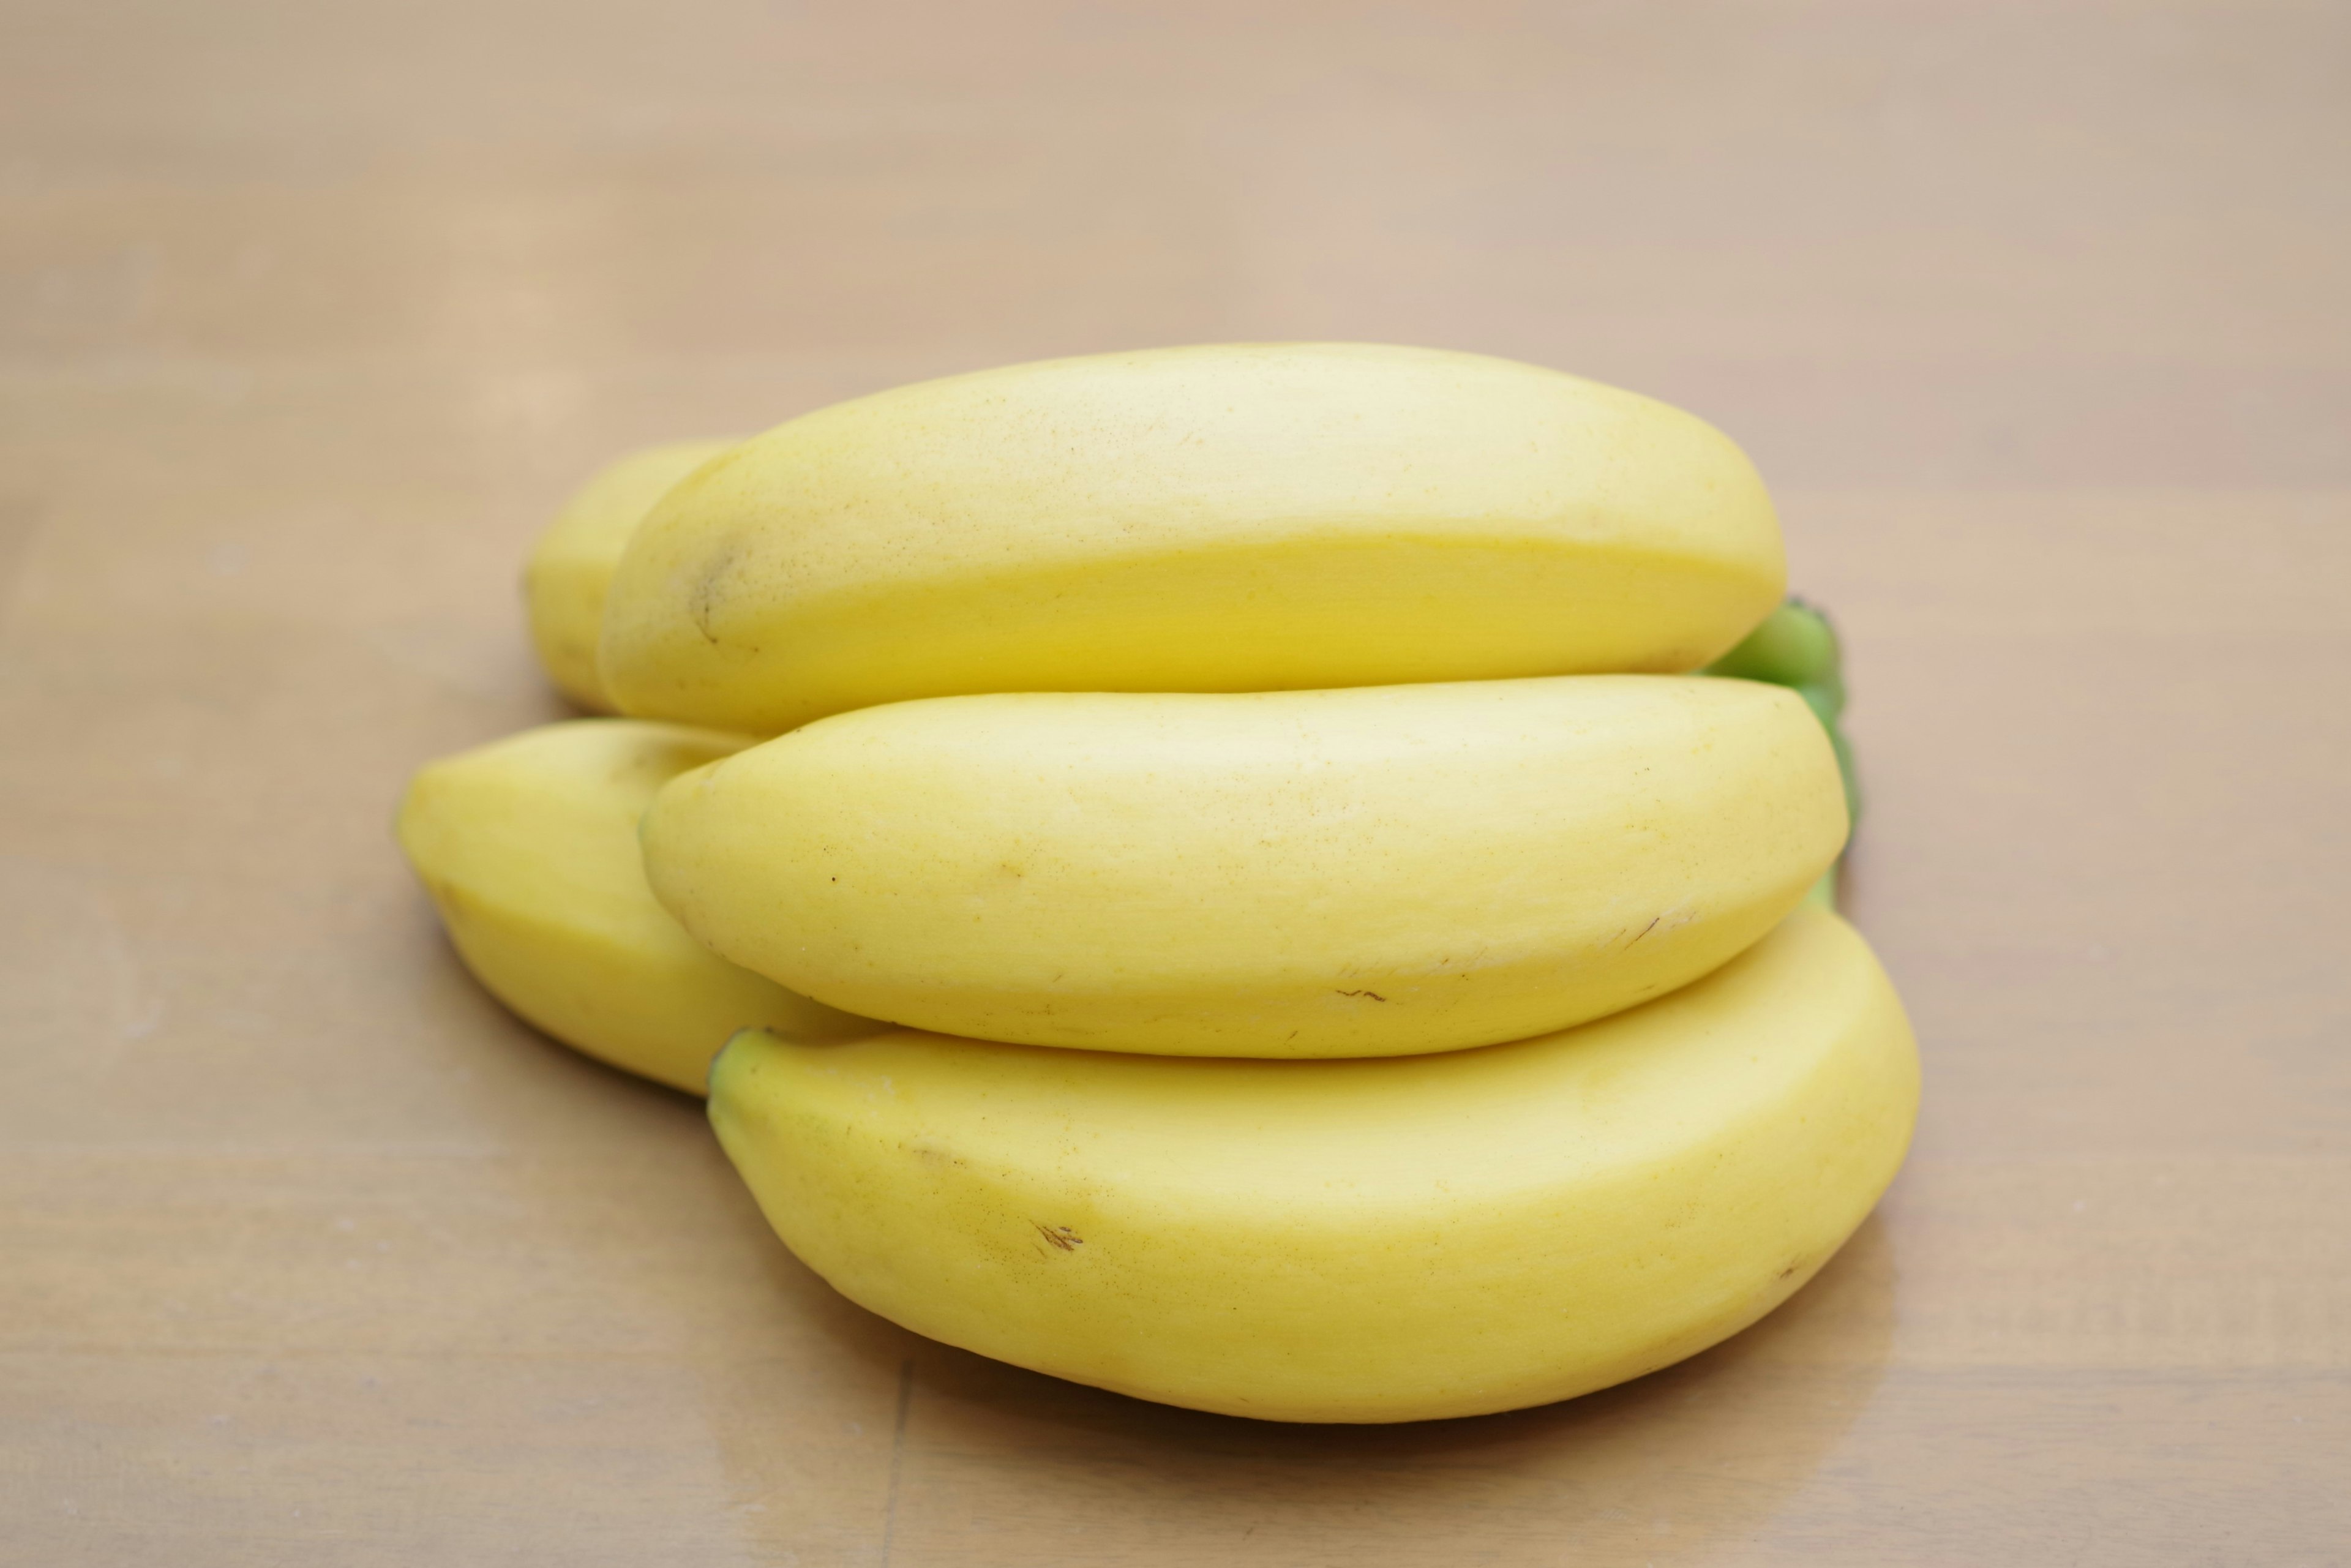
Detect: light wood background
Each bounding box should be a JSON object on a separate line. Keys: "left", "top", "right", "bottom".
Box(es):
{"left": 4, "top": 3, "right": 2346, "bottom": 1562}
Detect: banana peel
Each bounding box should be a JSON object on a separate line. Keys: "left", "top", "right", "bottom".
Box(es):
{"left": 1709, "top": 598, "right": 1861, "bottom": 909}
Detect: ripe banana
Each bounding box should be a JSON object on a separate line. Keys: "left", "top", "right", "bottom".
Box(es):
{"left": 643, "top": 675, "right": 1847, "bottom": 1057}
{"left": 396, "top": 718, "right": 876, "bottom": 1093}
{"left": 525, "top": 440, "right": 735, "bottom": 710}
{"left": 601, "top": 343, "right": 1786, "bottom": 733}
{"left": 710, "top": 907, "right": 1919, "bottom": 1423}
{"left": 1708, "top": 597, "right": 1862, "bottom": 910}
{"left": 1709, "top": 598, "right": 1856, "bottom": 808}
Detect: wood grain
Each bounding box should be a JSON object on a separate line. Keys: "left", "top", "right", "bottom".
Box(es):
{"left": 3, "top": 2, "right": 2345, "bottom": 1562}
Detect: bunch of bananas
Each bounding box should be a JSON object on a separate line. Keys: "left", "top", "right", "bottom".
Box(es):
{"left": 398, "top": 344, "right": 1916, "bottom": 1424}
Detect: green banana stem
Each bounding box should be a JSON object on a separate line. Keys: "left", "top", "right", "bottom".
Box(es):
{"left": 1705, "top": 597, "right": 1840, "bottom": 688}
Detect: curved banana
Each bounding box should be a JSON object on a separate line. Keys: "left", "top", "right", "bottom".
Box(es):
{"left": 710, "top": 907, "right": 1919, "bottom": 1423}
{"left": 601, "top": 344, "right": 1785, "bottom": 733}
{"left": 644, "top": 675, "right": 1846, "bottom": 1057}
{"left": 396, "top": 719, "right": 876, "bottom": 1093}
{"left": 1708, "top": 597, "right": 1862, "bottom": 910}
{"left": 525, "top": 440, "right": 735, "bottom": 710}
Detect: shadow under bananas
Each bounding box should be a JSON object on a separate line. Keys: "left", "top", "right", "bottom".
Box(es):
{"left": 707, "top": 1209, "right": 1899, "bottom": 1566}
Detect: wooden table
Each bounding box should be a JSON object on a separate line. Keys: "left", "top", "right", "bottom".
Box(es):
{"left": 6, "top": 4, "right": 2345, "bottom": 1562}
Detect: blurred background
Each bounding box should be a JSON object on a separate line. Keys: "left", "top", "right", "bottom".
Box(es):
{"left": 4, "top": 3, "right": 2345, "bottom": 1564}
{"left": 12, "top": 3, "right": 2346, "bottom": 485}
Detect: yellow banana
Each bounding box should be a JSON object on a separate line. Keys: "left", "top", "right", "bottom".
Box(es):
{"left": 710, "top": 907, "right": 1918, "bottom": 1423}
{"left": 525, "top": 440, "right": 736, "bottom": 710}
{"left": 601, "top": 344, "right": 1785, "bottom": 733}
{"left": 644, "top": 675, "right": 1845, "bottom": 1057}
{"left": 396, "top": 719, "right": 876, "bottom": 1093}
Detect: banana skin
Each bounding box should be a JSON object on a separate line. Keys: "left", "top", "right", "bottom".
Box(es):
{"left": 710, "top": 907, "right": 1919, "bottom": 1423}
{"left": 525, "top": 440, "right": 737, "bottom": 711}
{"left": 601, "top": 343, "right": 1787, "bottom": 733}
{"left": 396, "top": 718, "right": 876, "bottom": 1092}
{"left": 643, "top": 674, "right": 1848, "bottom": 1058}
{"left": 1709, "top": 598, "right": 1862, "bottom": 910}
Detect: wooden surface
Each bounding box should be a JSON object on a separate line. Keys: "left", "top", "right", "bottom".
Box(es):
{"left": 4, "top": 4, "right": 2347, "bottom": 1562}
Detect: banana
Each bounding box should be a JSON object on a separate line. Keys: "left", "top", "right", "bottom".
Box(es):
{"left": 1708, "top": 597, "right": 1862, "bottom": 910}
{"left": 643, "top": 675, "right": 1847, "bottom": 1058}
{"left": 710, "top": 907, "right": 1918, "bottom": 1423}
{"left": 601, "top": 344, "right": 1785, "bottom": 733}
{"left": 525, "top": 440, "right": 736, "bottom": 710}
{"left": 395, "top": 719, "right": 877, "bottom": 1093}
